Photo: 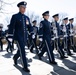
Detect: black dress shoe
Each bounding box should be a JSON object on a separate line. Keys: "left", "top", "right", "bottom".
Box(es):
{"left": 10, "top": 49, "right": 13, "bottom": 53}
{"left": 72, "top": 47, "right": 76, "bottom": 52}
{"left": 36, "top": 50, "right": 39, "bottom": 55}
{"left": 50, "top": 61, "right": 57, "bottom": 65}
{"left": 1, "top": 49, "right": 3, "bottom": 51}
{"left": 6, "top": 49, "right": 9, "bottom": 52}
{"left": 23, "top": 68, "right": 30, "bottom": 72}
{"left": 68, "top": 53, "right": 73, "bottom": 56}
{"left": 30, "top": 50, "right": 33, "bottom": 53}
{"left": 73, "top": 50, "right": 76, "bottom": 52}
{"left": 64, "top": 49, "right": 67, "bottom": 51}
{"left": 38, "top": 54, "right": 42, "bottom": 60}
{"left": 13, "top": 57, "right": 17, "bottom": 65}
{"left": 60, "top": 56, "right": 68, "bottom": 59}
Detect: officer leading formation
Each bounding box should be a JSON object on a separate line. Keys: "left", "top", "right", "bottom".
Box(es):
{"left": 8, "top": 1, "right": 33, "bottom": 72}
{"left": 0, "top": 1, "right": 76, "bottom": 73}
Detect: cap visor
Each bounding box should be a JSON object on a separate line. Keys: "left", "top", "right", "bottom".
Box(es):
{"left": 20, "top": 5, "right": 26, "bottom": 8}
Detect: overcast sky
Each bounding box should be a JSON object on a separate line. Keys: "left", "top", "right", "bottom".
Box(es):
{"left": 1, "top": 0, "right": 76, "bottom": 29}
{"left": 2, "top": 0, "right": 76, "bottom": 16}
{"left": 26, "top": 0, "right": 76, "bottom": 17}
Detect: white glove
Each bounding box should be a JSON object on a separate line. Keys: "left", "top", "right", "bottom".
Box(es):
{"left": 64, "top": 35, "right": 68, "bottom": 37}
{"left": 6, "top": 34, "right": 8, "bottom": 37}
{"left": 39, "top": 38, "right": 43, "bottom": 42}
{"left": 32, "top": 35, "right": 35, "bottom": 39}
{"left": 70, "top": 29, "right": 73, "bottom": 33}
{"left": 8, "top": 38, "right": 13, "bottom": 42}
{"left": 51, "top": 37, "right": 55, "bottom": 40}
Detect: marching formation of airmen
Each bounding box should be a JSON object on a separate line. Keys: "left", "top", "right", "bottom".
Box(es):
{"left": 0, "top": 1, "right": 76, "bottom": 73}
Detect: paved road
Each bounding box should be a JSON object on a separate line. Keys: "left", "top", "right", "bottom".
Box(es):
{"left": 0, "top": 45, "right": 76, "bottom": 75}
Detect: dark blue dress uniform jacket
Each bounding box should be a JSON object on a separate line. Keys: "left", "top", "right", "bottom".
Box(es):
{"left": 55, "top": 21, "right": 61, "bottom": 36}
{"left": 38, "top": 19, "right": 55, "bottom": 62}
{"left": 8, "top": 12, "right": 33, "bottom": 44}
{"left": 0, "top": 31, "right": 5, "bottom": 39}
{"left": 38, "top": 19, "right": 52, "bottom": 41}
{"left": 33, "top": 26, "right": 38, "bottom": 35}
{"left": 66, "top": 23, "right": 73, "bottom": 36}
{"left": 60, "top": 25, "right": 64, "bottom": 35}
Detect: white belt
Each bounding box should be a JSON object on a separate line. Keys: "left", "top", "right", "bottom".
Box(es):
{"left": 60, "top": 38, "right": 63, "bottom": 40}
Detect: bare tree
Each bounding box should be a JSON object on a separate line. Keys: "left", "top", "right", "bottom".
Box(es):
{"left": 59, "top": 12, "right": 68, "bottom": 25}
{"left": 0, "top": 0, "right": 17, "bottom": 14}
{"left": 26, "top": 11, "right": 42, "bottom": 26}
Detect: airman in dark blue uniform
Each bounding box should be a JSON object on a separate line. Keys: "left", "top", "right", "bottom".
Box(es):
{"left": 5, "top": 25, "right": 14, "bottom": 53}
{"left": 0, "top": 25, "right": 4, "bottom": 51}
{"left": 38, "top": 11, "right": 57, "bottom": 64}
{"left": 8, "top": 1, "right": 33, "bottom": 72}
{"left": 60, "top": 24, "right": 64, "bottom": 36}
{"left": 63, "top": 17, "right": 73, "bottom": 56}
{"left": 68, "top": 18, "right": 76, "bottom": 52}
{"left": 30, "top": 20, "right": 39, "bottom": 54}
{"left": 27, "top": 29, "right": 33, "bottom": 49}
{"left": 52, "top": 14, "right": 67, "bottom": 59}
{"left": 60, "top": 23, "right": 65, "bottom": 49}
